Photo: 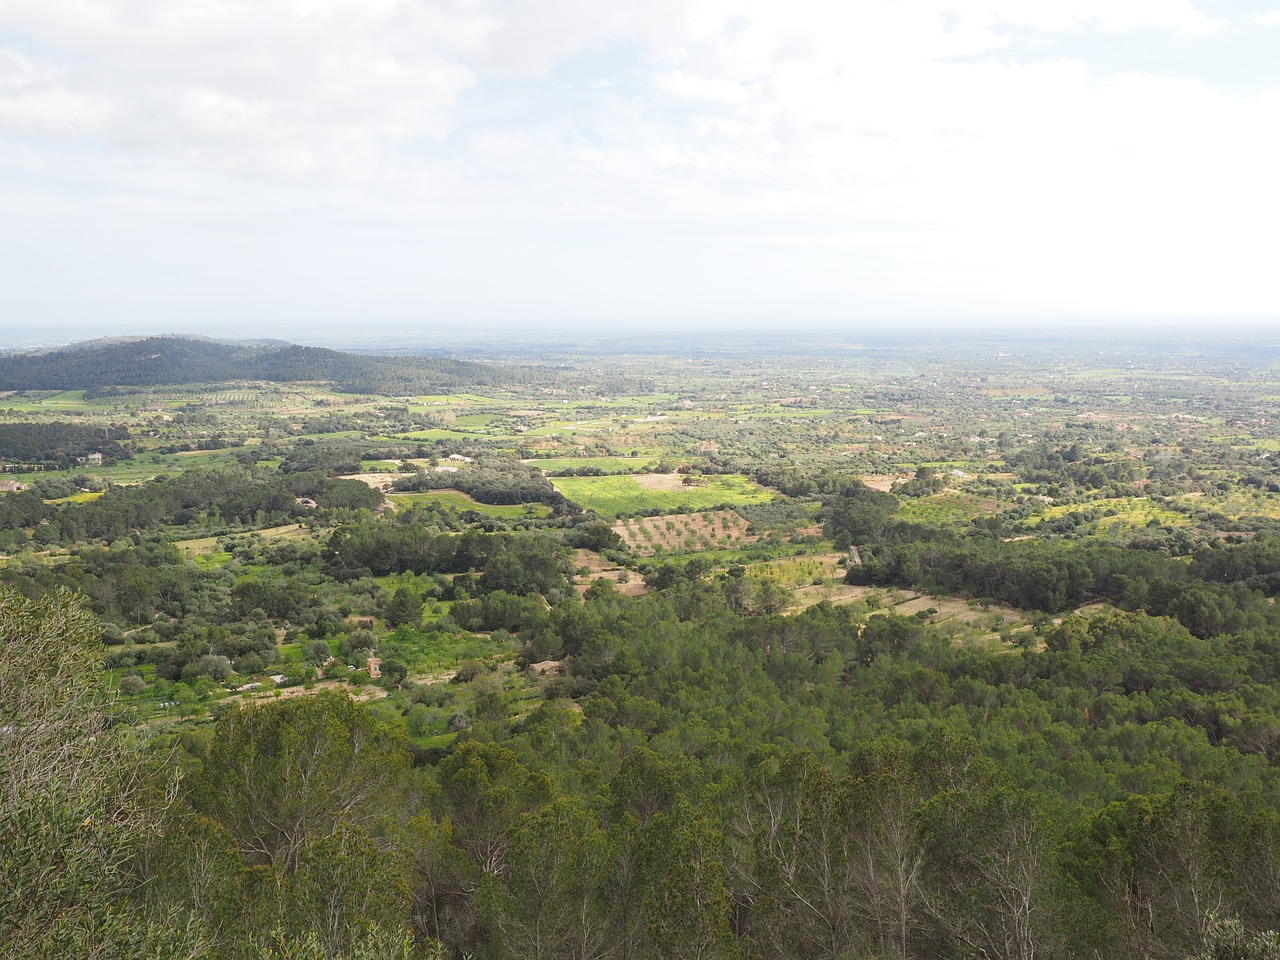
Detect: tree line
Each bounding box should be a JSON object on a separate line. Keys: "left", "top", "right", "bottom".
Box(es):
{"left": 847, "top": 528, "right": 1280, "bottom": 638}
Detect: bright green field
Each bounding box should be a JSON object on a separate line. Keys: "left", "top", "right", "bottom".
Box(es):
{"left": 0, "top": 390, "right": 97, "bottom": 411}
{"left": 387, "top": 491, "right": 550, "bottom": 518}
{"left": 551, "top": 474, "right": 773, "bottom": 517}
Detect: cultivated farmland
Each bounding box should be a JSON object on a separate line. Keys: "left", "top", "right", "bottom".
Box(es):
{"left": 550, "top": 473, "right": 773, "bottom": 517}
{"left": 613, "top": 508, "right": 757, "bottom": 556}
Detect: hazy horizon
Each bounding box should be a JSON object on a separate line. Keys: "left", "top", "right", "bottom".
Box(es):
{"left": 5, "top": 318, "right": 1280, "bottom": 355}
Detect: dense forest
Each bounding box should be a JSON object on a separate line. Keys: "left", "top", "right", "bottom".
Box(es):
{"left": 6, "top": 334, "right": 1280, "bottom": 959}
{"left": 12, "top": 581, "right": 1280, "bottom": 960}
{"left": 0, "top": 422, "right": 132, "bottom": 465}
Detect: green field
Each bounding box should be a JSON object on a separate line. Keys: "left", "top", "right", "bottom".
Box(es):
{"left": 551, "top": 473, "right": 773, "bottom": 517}
{"left": 387, "top": 490, "right": 550, "bottom": 518}
{"left": 0, "top": 389, "right": 97, "bottom": 411}
{"left": 450, "top": 413, "right": 498, "bottom": 429}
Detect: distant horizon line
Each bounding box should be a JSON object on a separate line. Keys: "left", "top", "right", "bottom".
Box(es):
{"left": 3, "top": 318, "right": 1279, "bottom": 353}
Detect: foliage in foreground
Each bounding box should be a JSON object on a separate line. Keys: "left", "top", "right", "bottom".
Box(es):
{"left": 12, "top": 583, "right": 1280, "bottom": 959}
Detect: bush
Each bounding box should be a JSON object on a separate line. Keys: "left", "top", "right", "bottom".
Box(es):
{"left": 117, "top": 674, "right": 147, "bottom": 696}
{"left": 452, "top": 659, "right": 488, "bottom": 684}
{"left": 406, "top": 703, "right": 432, "bottom": 737}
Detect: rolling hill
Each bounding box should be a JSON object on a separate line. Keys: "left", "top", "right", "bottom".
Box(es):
{"left": 0, "top": 336, "right": 533, "bottom": 394}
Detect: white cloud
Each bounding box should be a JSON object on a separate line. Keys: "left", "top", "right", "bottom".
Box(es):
{"left": 0, "top": 0, "right": 1232, "bottom": 182}
{"left": 0, "top": 0, "right": 1276, "bottom": 326}
{"left": 1258, "top": 10, "right": 1280, "bottom": 25}
{"left": 654, "top": 70, "right": 753, "bottom": 105}
{"left": 0, "top": 48, "right": 114, "bottom": 134}
{"left": 0, "top": 0, "right": 487, "bottom": 179}
{"left": 955, "top": 0, "right": 1220, "bottom": 36}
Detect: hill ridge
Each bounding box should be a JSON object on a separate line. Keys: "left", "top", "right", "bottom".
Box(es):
{"left": 0, "top": 335, "right": 517, "bottom": 394}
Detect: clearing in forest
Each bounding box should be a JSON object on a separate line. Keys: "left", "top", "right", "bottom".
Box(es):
{"left": 790, "top": 580, "right": 1035, "bottom": 645}
{"left": 386, "top": 489, "right": 550, "bottom": 518}
{"left": 896, "top": 490, "right": 1001, "bottom": 525}
{"left": 176, "top": 524, "right": 311, "bottom": 567}
{"left": 551, "top": 473, "right": 773, "bottom": 517}
{"left": 861, "top": 474, "right": 914, "bottom": 492}
{"left": 613, "top": 509, "right": 757, "bottom": 556}
{"left": 570, "top": 548, "right": 648, "bottom": 597}
{"left": 339, "top": 472, "right": 402, "bottom": 490}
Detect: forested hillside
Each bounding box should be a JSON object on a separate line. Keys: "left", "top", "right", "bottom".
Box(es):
{"left": 0, "top": 336, "right": 534, "bottom": 394}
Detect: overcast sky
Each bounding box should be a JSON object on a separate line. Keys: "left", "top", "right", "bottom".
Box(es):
{"left": 2, "top": 0, "right": 1279, "bottom": 342}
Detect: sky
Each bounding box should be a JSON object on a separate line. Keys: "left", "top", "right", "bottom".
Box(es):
{"left": 2, "top": 0, "right": 1279, "bottom": 343}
